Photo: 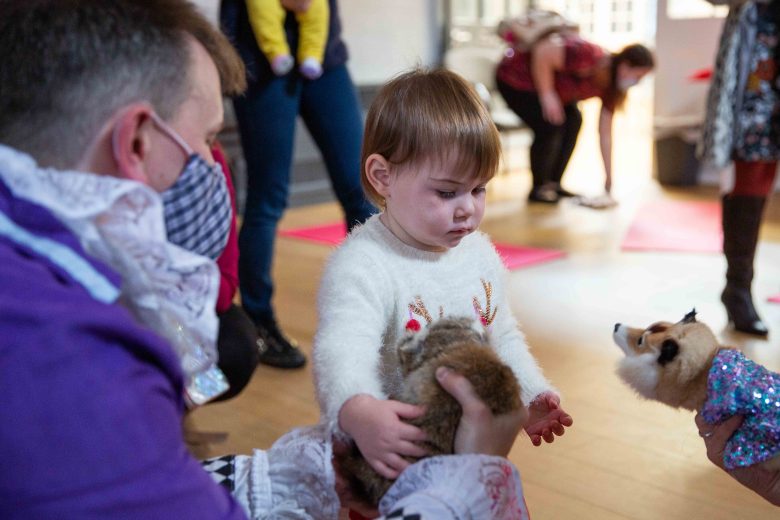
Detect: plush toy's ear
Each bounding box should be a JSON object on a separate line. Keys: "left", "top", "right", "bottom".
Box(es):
{"left": 658, "top": 339, "right": 679, "bottom": 366}
{"left": 681, "top": 308, "right": 697, "bottom": 324}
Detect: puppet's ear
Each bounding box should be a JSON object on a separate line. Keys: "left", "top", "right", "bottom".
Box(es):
{"left": 658, "top": 339, "right": 679, "bottom": 366}
{"left": 681, "top": 308, "right": 697, "bottom": 324}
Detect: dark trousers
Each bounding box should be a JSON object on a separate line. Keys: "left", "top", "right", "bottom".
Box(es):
{"left": 213, "top": 304, "right": 259, "bottom": 402}
{"left": 232, "top": 64, "right": 375, "bottom": 325}
{"left": 497, "top": 81, "right": 582, "bottom": 189}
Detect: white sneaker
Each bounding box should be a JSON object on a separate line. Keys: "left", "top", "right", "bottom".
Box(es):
{"left": 573, "top": 193, "right": 618, "bottom": 209}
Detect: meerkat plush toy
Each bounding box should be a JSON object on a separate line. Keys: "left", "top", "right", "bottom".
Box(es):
{"left": 337, "top": 316, "right": 526, "bottom": 507}
{"left": 613, "top": 309, "right": 780, "bottom": 471}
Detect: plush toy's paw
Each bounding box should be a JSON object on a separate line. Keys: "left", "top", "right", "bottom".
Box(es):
{"left": 271, "top": 54, "right": 294, "bottom": 76}
{"left": 299, "top": 57, "right": 323, "bottom": 80}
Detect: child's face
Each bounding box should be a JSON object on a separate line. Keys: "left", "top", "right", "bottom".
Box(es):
{"left": 382, "top": 156, "right": 487, "bottom": 252}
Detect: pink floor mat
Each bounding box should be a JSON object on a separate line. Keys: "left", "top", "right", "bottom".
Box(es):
{"left": 278, "top": 222, "right": 565, "bottom": 270}
{"left": 493, "top": 243, "right": 566, "bottom": 270}
{"left": 278, "top": 222, "right": 347, "bottom": 246}
{"left": 621, "top": 199, "right": 722, "bottom": 253}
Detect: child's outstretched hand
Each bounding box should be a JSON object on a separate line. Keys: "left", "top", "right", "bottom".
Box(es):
{"left": 339, "top": 394, "right": 428, "bottom": 479}
{"left": 524, "top": 391, "right": 573, "bottom": 446}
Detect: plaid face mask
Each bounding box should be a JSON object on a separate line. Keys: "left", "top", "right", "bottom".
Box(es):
{"left": 148, "top": 113, "right": 231, "bottom": 260}
{"left": 161, "top": 154, "right": 231, "bottom": 259}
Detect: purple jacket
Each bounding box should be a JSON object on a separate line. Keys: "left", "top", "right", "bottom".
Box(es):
{"left": 0, "top": 177, "right": 246, "bottom": 518}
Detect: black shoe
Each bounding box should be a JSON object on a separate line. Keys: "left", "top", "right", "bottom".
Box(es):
{"left": 528, "top": 187, "right": 559, "bottom": 204}
{"left": 256, "top": 319, "right": 307, "bottom": 368}
{"left": 721, "top": 285, "right": 769, "bottom": 337}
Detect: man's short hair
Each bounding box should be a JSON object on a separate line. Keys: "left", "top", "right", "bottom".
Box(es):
{"left": 0, "top": 0, "right": 246, "bottom": 169}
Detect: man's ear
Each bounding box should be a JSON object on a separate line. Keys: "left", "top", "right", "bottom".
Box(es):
{"left": 110, "top": 104, "right": 156, "bottom": 185}
{"left": 364, "top": 153, "right": 392, "bottom": 198}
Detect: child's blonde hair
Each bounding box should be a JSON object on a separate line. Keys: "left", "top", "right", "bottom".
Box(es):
{"left": 361, "top": 68, "right": 502, "bottom": 208}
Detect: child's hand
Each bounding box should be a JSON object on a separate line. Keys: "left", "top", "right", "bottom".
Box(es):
{"left": 339, "top": 394, "right": 428, "bottom": 479}
{"left": 524, "top": 391, "right": 573, "bottom": 446}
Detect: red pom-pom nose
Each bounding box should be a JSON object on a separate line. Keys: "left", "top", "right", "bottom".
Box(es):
{"left": 405, "top": 319, "right": 421, "bottom": 332}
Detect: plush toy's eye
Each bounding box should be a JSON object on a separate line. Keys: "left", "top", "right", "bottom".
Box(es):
{"left": 637, "top": 336, "right": 643, "bottom": 345}
{"left": 658, "top": 339, "right": 679, "bottom": 366}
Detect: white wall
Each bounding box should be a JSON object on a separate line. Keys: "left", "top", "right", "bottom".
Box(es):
{"left": 189, "top": 0, "right": 220, "bottom": 27}
{"left": 340, "top": 0, "right": 443, "bottom": 85}
{"left": 653, "top": 0, "right": 724, "bottom": 121}
{"left": 653, "top": 0, "right": 728, "bottom": 187}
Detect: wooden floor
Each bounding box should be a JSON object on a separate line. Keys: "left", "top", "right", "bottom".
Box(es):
{"left": 191, "top": 96, "right": 780, "bottom": 518}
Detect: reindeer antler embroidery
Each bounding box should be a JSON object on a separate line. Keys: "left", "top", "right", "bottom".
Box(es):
{"left": 472, "top": 279, "right": 498, "bottom": 327}
{"left": 407, "top": 296, "right": 444, "bottom": 331}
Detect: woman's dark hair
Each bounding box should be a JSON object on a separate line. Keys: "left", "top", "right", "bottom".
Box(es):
{"left": 604, "top": 43, "right": 655, "bottom": 112}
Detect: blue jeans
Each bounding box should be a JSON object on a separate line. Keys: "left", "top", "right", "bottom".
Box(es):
{"left": 233, "top": 64, "right": 374, "bottom": 324}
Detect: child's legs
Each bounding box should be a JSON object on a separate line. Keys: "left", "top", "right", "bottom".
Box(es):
{"left": 246, "top": 0, "right": 291, "bottom": 61}
{"left": 732, "top": 160, "right": 778, "bottom": 197}
{"left": 295, "top": 0, "right": 330, "bottom": 63}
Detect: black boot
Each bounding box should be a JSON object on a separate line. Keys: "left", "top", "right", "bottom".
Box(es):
{"left": 721, "top": 195, "right": 769, "bottom": 336}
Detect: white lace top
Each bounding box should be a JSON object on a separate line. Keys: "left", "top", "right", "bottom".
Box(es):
{"left": 0, "top": 145, "right": 226, "bottom": 404}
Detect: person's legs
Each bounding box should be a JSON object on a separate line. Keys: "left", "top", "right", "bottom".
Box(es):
{"left": 549, "top": 103, "right": 582, "bottom": 197}
{"left": 721, "top": 160, "right": 776, "bottom": 336}
{"left": 496, "top": 82, "right": 563, "bottom": 203}
{"left": 233, "top": 77, "right": 307, "bottom": 367}
{"left": 299, "top": 64, "right": 375, "bottom": 230}
{"left": 528, "top": 126, "right": 565, "bottom": 201}
{"left": 212, "top": 304, "right": 259, "bottom": 402}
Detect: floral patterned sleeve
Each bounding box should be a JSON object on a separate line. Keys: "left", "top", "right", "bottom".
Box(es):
{"left": 378, "top": 455, "right": 531, "bottom": 520}
{"left": 202, "top": 425, "right": 342, "bottom": 519}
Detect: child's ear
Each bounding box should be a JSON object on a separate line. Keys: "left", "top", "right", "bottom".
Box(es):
{"left": 365, "top": 153, "right": 392, "bottom": 198}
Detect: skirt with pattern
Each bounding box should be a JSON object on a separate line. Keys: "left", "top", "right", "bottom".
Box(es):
{"left": 736, "top": 2, "right": 780, "bottom": 162}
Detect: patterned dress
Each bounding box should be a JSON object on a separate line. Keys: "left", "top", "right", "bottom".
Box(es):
{"left": 736, "top": 2, "right": 780, "bottom": 161}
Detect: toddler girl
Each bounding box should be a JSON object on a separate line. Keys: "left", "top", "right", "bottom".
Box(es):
{"left": 313, "top": 68, "right": 573, "bottom": 480}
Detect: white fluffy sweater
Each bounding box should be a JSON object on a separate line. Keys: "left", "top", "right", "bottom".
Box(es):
{"left": 313, "top": 215, "right": 554, "bottom": 433}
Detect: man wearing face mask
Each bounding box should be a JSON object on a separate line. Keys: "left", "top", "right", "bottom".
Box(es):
{"left": 0, "top": 1, "right": 530, "bottom": 517}
{"left": 496, "top": 34, "right": 654, "bottom": 206}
